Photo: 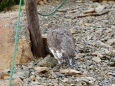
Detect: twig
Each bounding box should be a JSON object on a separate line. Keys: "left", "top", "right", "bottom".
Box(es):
{"left": 74, "top": 10, "right": 109, "bottom": 18}
{"left": 57, "top": 9, "right": 67, "bottom": 12}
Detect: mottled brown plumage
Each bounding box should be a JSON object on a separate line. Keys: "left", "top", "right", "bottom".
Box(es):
{"left": 47, "top": 29, "right": 75, "bottom": 66}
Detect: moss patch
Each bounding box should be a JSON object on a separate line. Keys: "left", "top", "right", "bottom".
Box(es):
{"left": 0, "top": 0, "right": 23, "bottom": 11}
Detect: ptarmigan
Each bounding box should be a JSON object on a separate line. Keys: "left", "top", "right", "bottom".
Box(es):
{"left": 47, "top": 29, "right": 75, "bottom": 66}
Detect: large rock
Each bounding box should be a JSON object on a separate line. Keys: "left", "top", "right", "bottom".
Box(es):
{"left": 0, "top": 12, "right": 33, "bottom": 72}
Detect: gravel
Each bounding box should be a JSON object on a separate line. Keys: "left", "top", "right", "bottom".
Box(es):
{"left": 1, "top": 0, "right": 115, "bottom": 86}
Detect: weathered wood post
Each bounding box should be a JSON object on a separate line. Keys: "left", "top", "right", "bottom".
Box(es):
{"left": 24, "top": 0, "right": 45, "bottom": 58}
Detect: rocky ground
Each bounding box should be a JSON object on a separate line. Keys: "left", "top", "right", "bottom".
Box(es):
{"left": 0, "top": 0, "right": 115, "bottom": 86}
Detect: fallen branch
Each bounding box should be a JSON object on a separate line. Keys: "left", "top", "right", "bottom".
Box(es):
{"left": 57, "top": 9, "right": 76, "bottom": 13}
{"left": 57, "top": 9, "right": 67, "bottom": 12}
{"left": 74, "top": 10, "right": 109, "bottom": 18}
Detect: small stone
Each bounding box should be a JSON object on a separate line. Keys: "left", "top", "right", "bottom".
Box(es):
{"left": 107, "top": 72, "right": 115, "bottom": 76}
{"left": 51, "top": 72, "right": 64, "bottom": 78}
{"left": 29, "top": 81, "right": 39, "bottom": 86}
{"left": 95, "top": 4, "right": 105, "bottom": 13}
{"left": 84, "top": 8, "right": 96, "bottom": 14}
{"left": 30, "top": 75, "right": 36, "bottom": 81}
{"left": 92, "top": 57, "right": 101, "bottom": 63}
{"left": 95, "top": 40, "right": 112, "bottom": 48}
{"left": 112, "top": 84, "right": 115, "bottom": 86}
{"left": 38, "top": 1, "right": 45, "bottom": 5}
{"left": 75, "top": 77, "right": 96, "bottom": 84}
{"left": 51, "top": 81, "right": 59, "bottom": 86}
{"left": 59, "top": 69, "right": 81, "bottom": 75}
{"left": 108, "top": 62, "right": 115, "bottom": 67}
{"left": 111, "top": 25, "right": 115, "bottom": 29}
{"left": 69, "top": 29, "right": 76, "bottom": 34}
{"left": 61, "top": 78, "right": 75, "bottom": 84}
{"left": 61, "top": 78, "right": 69, "bottom": 83}
{"left": 107, "top": 39, "right": 115, "bottom": 45}
{"left": 34, "top": 66, "right": 49, "bottom": 73}
{"left": 75, "top": 53, "right": 85, "bottom": 59}
{"left": 92, "top": 51, "right": 103, "bottom": 58}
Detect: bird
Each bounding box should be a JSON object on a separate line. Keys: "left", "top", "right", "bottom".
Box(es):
{"left": 47, "top": 29, "right": 76, "bottom": 66}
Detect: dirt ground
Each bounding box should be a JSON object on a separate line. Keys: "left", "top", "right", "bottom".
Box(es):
{"left": 0, "top": 0, "right": 115, "bottom": 86}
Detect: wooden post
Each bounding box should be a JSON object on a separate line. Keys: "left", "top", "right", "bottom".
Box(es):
{"left": 24, "top": 0, "right": 45, "bottom": 58}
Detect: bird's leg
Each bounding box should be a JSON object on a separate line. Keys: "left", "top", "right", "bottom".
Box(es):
{"left": 63, "top": 55, "right": 75, "bottom": 68}
{"left": 69, "top": 57, "right": 75, "bottom": 68}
